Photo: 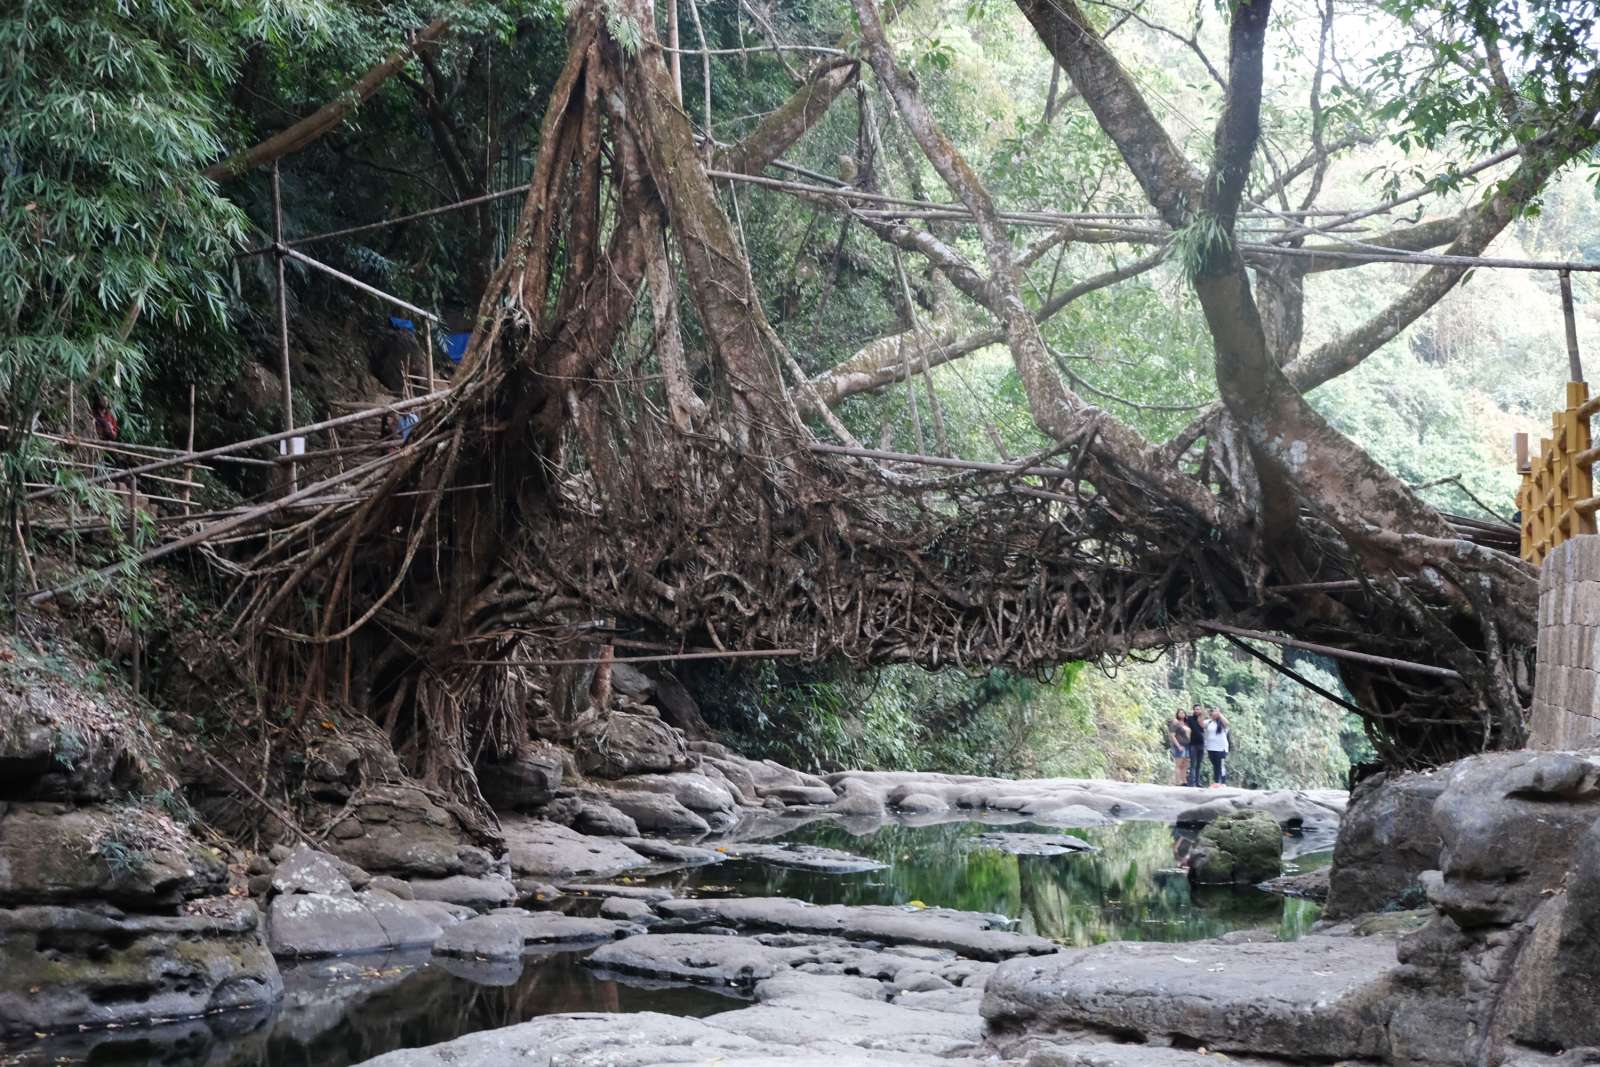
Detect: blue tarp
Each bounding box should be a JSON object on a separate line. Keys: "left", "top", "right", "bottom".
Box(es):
{"left": 388, "top": 315, "right": 415, "bottom": 331}
{"left": 443, "top": 331, "right": 471, "bottom": 364}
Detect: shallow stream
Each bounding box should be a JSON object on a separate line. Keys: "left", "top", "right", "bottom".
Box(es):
{"left": 1, "top": 817, "right": 1328, "bottom": 1067}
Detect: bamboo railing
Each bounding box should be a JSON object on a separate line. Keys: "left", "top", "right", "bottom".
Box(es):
{"left": 1516, "top": 381, "right": 1600, "bottom": 564}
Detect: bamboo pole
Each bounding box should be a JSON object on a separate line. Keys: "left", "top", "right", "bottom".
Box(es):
{"left": 278, "top": 246, "right": 441, "bottom": 323}
{"left": 1562, "top": 270, "right": 1584, "bottom": 382}
{"left": 1217, "top": 633, "right": 1365, "bottom": 715}
{"left": 273, "top": 162, "right": 296, "bottom": 495}
{"left": 184, "top": 384, "right": 196, "bottom": 515}
{"left": 668, "top": 0, "right": 682, "bottom": 101}
{"left": 128, "top": 474, "right": 140, "bottom": 695}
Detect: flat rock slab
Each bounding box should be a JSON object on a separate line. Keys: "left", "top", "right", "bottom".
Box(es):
{"left": 718, "top": 841, "right": 888, "bottom": 873}
{"left": 500, "top": 818, "right": 650, "bottom": 880}
{"left": 561, "top": 882, "right": 676, "bottom": 903}
{"left": 974, "top": 832, "right": 1096, "bottom": 856}
{"left": 655, "top": 895, "right": 1056, "bottom": 961}
{"left": 982, "top": 931, "right": 1397, "bottom": 1059}
{"left": 352, "top": 1010, "right": 997, "bottom": 1066}
{"left": 620, "top": 838, "right": 724, "bottom": 866}
{"left": 1015, "top": 1043, "right": 1296, "bottom": 1066}
{"left": 721, "top": 972, "right": 986, "bottom": 1058}
{"left": 434, "top": 913, "right": 644, "bottom": 959}
{"left": 407, "top": 874, "right": 517, "bottom": 910}
{"left": 589, "top": 931, "right": 796, "bottom": 986}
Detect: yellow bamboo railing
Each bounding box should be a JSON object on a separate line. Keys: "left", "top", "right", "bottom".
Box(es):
{"left": 1516, "top": 381, "right": 1599, "bottom": 564}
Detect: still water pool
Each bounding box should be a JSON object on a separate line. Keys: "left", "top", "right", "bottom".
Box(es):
{"left": 649, "top": 819, "right": 1327, "bottom": 946}
{"left": 1, "top": 817, "right": 1327, "bottom": 1067}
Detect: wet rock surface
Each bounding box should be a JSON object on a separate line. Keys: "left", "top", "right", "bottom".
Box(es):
{"left": 265, "top": 889, "right": 470, "bottom": 958}
{"left": 716, "top": 841, "right": 888, "bottom": 872}
{"left": 1324, "top": 767, "right": 1445, "bottom": 919}
{"left": 654, "top": 896, "right": 1057, "bottom": 961}
{"left": 499, "top": 817, "right": 649, "bottom": 881}
{"left": 1188, "top": 809, "right": 1283, "bottom": 886}
{"left": 982, "top": 929, "right": 1398, "bottom": 1059}
{"left": 973, "top": 831, "right": 1095, "bottom": 856}
{"left": 432, "top": 913, "right": 643, "bottom": 959}
{"left": 0, "top": 898, "right": 282, "bottom": 1033}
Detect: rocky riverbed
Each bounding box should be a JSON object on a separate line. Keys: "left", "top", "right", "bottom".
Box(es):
{"left": 8, "top": 661, "right": 1600, "bottom": 1067}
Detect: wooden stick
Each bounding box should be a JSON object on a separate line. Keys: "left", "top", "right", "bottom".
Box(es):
{"left": 25, "top": 391, "right": 447, "bottom": 503}
{"left": 461, "top": 648, "right": 805, "bottom": 666}
{"left": 200, "top": 750, "right": 320, "bottom": 848}
{"left": 810, "top": 442, "right": 1075, "bottom": 478}
{"left": 1196, "top": 622, "right": 1463, "bottom": 679}
{"left": 1217, "top": 633, "right": 1365, "bottom": 715}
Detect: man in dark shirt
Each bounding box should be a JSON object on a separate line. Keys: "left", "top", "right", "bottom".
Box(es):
{"left": 1183, "top": 704, "right": 1207, "bottom": 787}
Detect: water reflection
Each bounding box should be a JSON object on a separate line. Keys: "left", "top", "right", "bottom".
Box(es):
{"left": 654, "top": 819, "right": 1328, "bottom": 947}
{"left": 0, "top": 951, "right": 742, "bottom": 1067}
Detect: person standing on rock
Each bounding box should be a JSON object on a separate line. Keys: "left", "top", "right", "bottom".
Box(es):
{"left": 1184, "top": 704, "right": 1207, "bottom": 787}
{"left": 1167, "top": 713, "right": 1191, "bottom": 785}
{"left": 1204, "top": 707, "right": 1230, "bottom": 786}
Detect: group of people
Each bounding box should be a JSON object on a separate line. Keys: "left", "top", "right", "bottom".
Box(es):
{"left": 1167, "top": 704, "right": 1230, "bottom": 787}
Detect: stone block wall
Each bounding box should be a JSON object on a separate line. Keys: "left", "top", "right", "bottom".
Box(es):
{"left": 1531, "top": 536, "right": 1600, "bottom": 749}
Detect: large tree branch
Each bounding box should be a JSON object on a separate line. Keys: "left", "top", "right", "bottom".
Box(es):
{"left": 810, "top": 249, "right": 1167, "bottom": 406}
{"left": 1287, "top": 95, "right": 1600, "bottom": 393}
{"left": 1016, "top": 0, "right": 1202, "bottom": 228}
{"left": 203, "top": 19, "right": 451, "bottom": 181}
{"left": 854, "top": 0, "right": 1220, "bottom": 525}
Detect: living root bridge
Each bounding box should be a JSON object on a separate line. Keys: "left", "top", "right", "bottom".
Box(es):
{"left": 216, "top": 0, "right": 1539, "bottom": 808}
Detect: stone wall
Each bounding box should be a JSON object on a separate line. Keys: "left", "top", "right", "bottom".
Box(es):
{"left": 1530, "top": 536, "right": 1600, "bottom": 749}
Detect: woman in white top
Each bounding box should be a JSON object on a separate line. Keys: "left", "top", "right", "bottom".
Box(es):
{"left": 1203, "top": 708, "right": 1230, "bottom": 786}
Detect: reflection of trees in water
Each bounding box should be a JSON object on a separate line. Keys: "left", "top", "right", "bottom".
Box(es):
{"left": 1012, "top": 823, "right": 1287, "bottom": 946}
{"left": 666, "top": 819, "right": 1308, "bottom": 950}
{"left": 9, "top": 954, "right": 735, "bottom": 1067}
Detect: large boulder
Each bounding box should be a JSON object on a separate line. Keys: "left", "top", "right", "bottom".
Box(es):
{"left": 1324, "top": 769, "right": 1446, "bottom": 920}
{"left": 319, "top": 784, "right": 499, "bottom": 880}
{"left": 498, "top": 817, "right": 649, "bottom": 881}
{"left": 543, "top": 795, "right": 640, "bottom": 837}
{"left": 653, "top": 672, "right": 715, "bottom": 740}
{"left": 407, "top": 874, "right": 517, "bottom": 911}
{"left": 570, "top": 709, "right": 693, "bottom": 780}
{"left": 1423, "top": 750, "right": 1600, "bottom": 928}
{"left": 270, "top": 845, "right": 358, "bottom": 897}
{"left": 982, "top": 932, "right": 1397, "bottom": 1059}
{"left": 265, "top": 889, "right": 467, "bottom": 957}
{"left": 475, "top": 746, "right": 563, "bottom": 813}
{"left": 1498, "top": 817, "right": 1600, "bottom": 1052}
{"left": 0, "top": 802, "right": 226, "bottom": 907}
{"left": 608, "top": 772, "right": 737, "bottom": 815}
{"left": 1188, "top": 810, "right": 1282, "bottom": 887}
{"left": 601, "top": 790, "right": 712, "bottom": 836}
{"left": 0, "top": 898, "right": 281, "bottom": 1033}
{"left": 608, "top": 663, "right": 655, "bottom": 699}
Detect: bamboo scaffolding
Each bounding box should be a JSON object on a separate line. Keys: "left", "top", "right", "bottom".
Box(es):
{"left": 28, "top": 450, "right": 404, "bottom": 605}
{"left": 25, "top": 392, "right": 447, "bottom": 503}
